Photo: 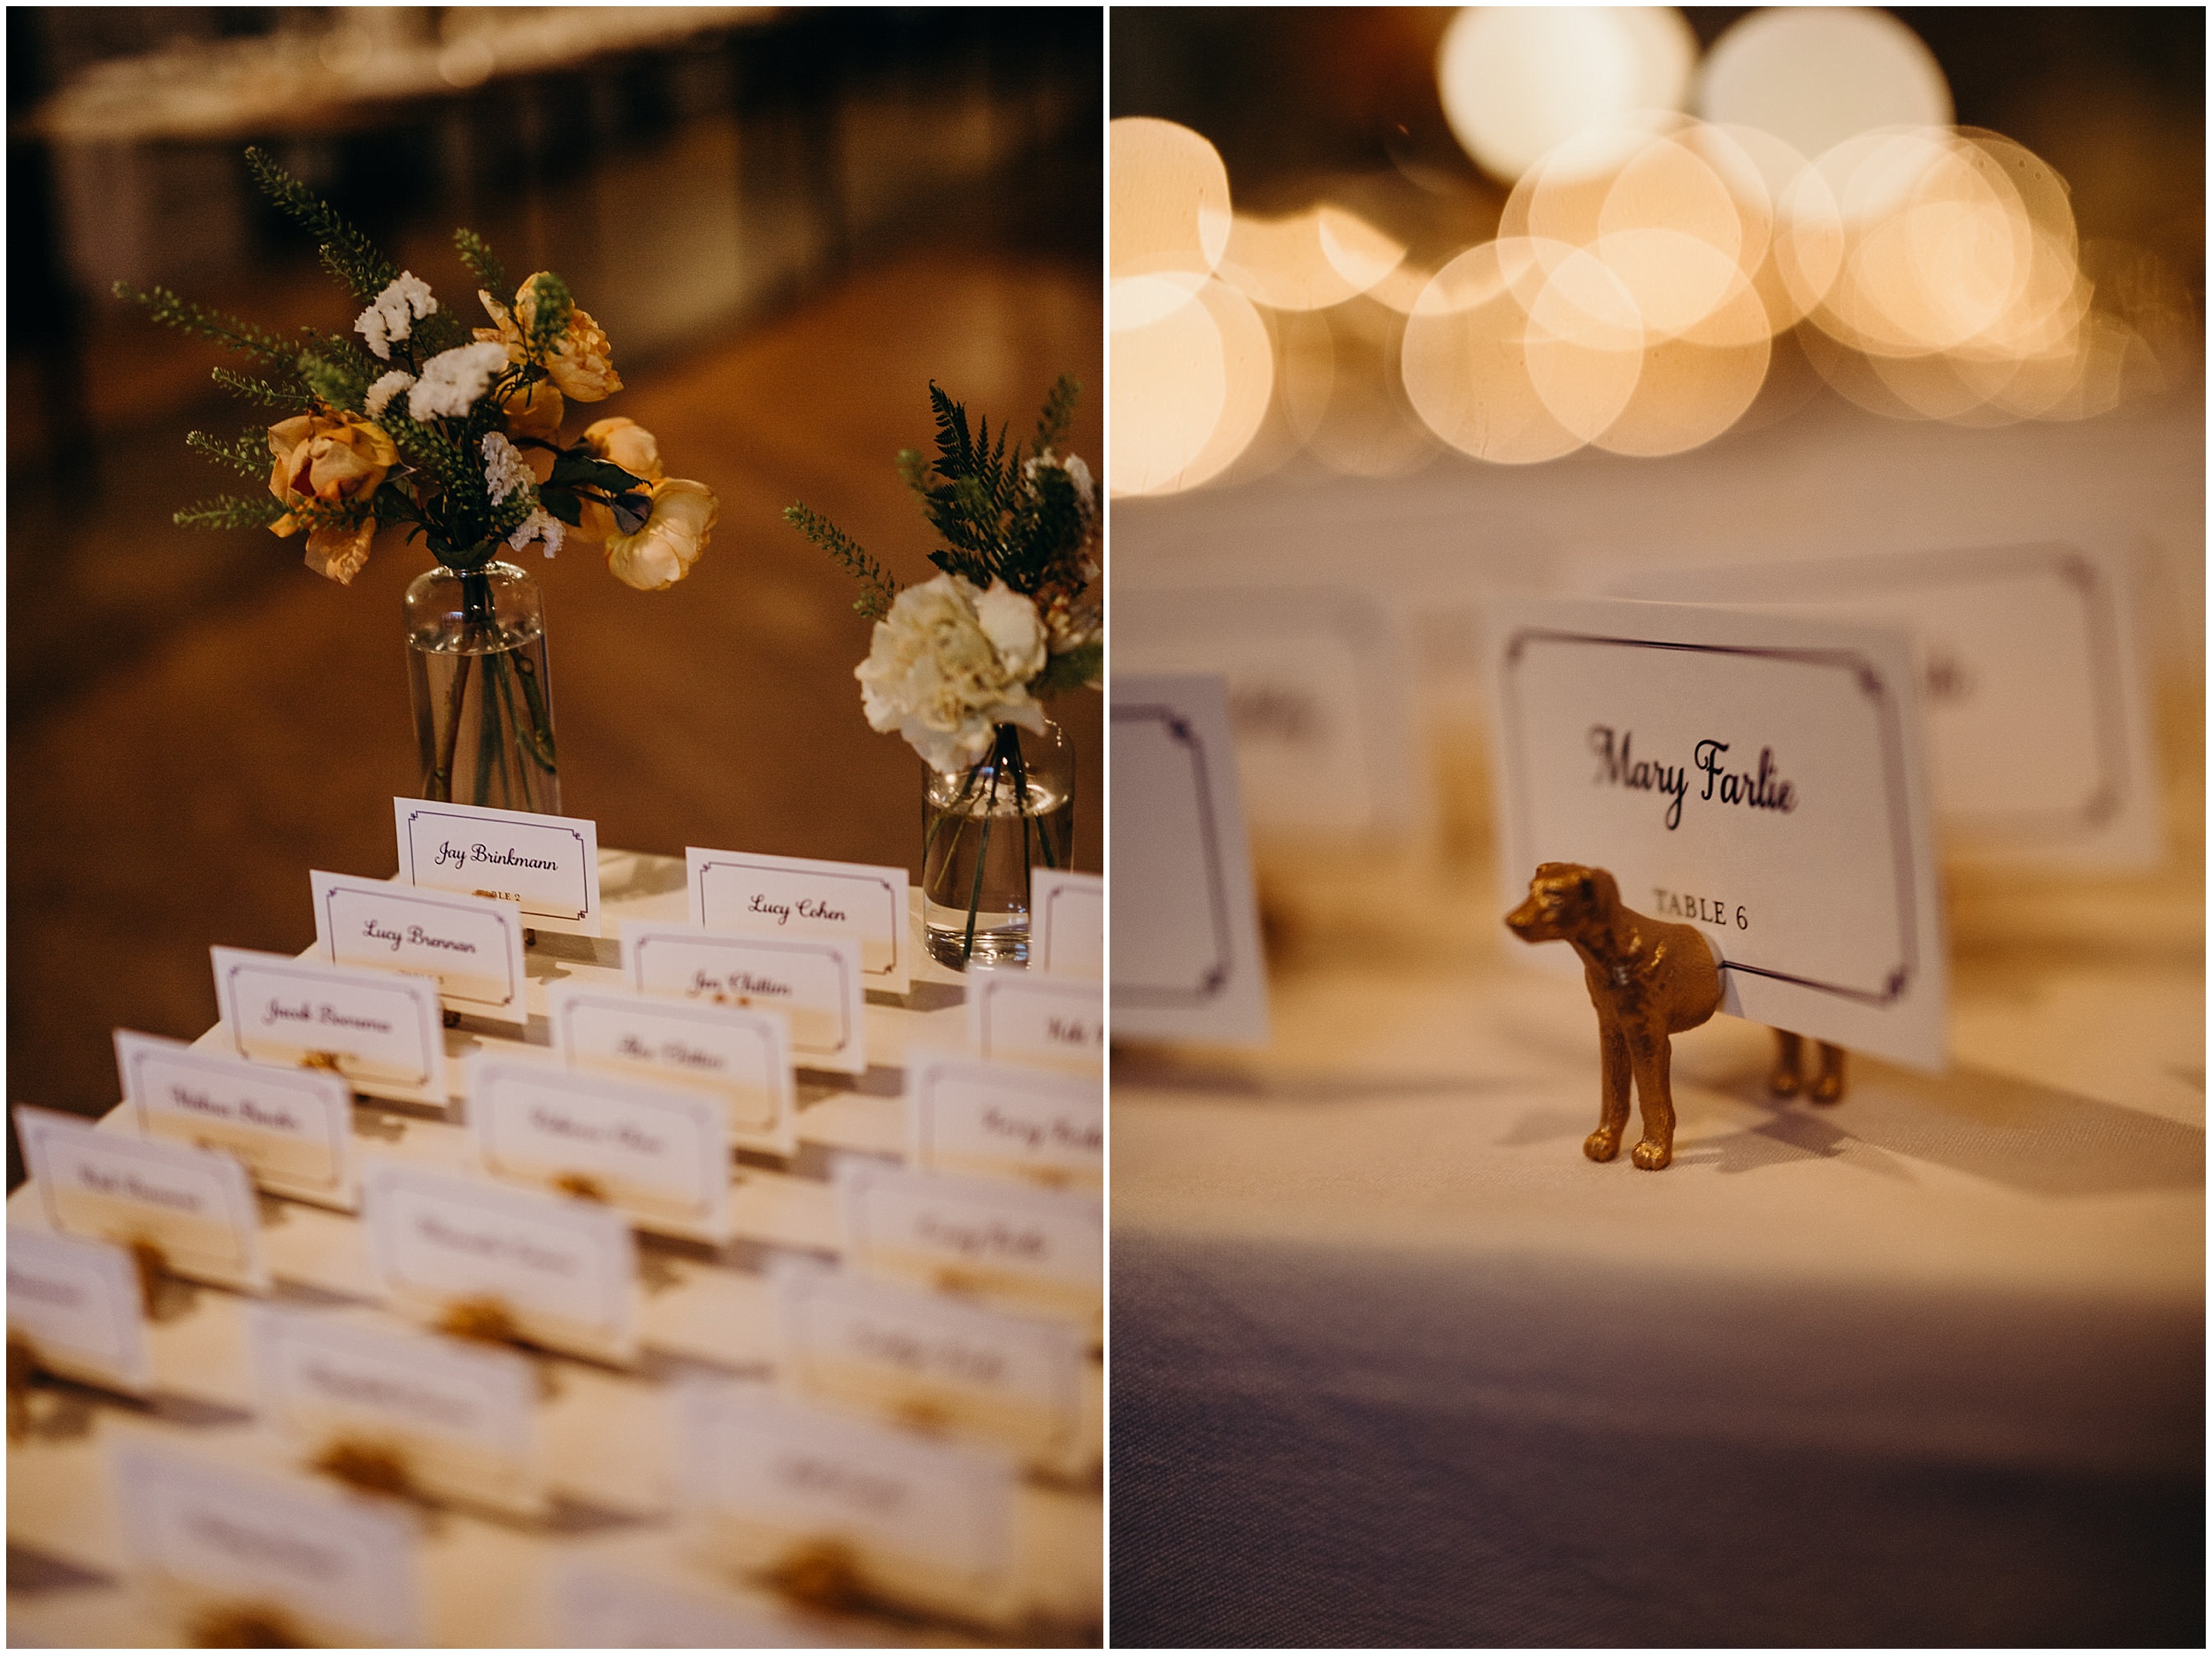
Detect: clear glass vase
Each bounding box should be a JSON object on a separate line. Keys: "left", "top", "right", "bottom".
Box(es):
{"left": 922, "top": 719, "right": 1074, "bottom": 970}
{"left": 404, "top": 559, "right": 560, "bottom": 813}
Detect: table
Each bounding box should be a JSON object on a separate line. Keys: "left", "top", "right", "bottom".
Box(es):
{"left": 8, "top": 850, "right": 1102, "bottom": 1647}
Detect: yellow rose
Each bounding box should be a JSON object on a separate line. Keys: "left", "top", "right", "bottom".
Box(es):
{"left": 581, "top": 416, "right": 663, "bottom": 481}
{"left": 266, "top": 410, "right": 397, "bottom": 538}
{"left": 302, "top": 520, "right": 375, "bottom": 586}
{"left": 603, "top": 478, "right": 718, "bottom": 591}
{"left": 501, "top": 383, "right": 564, "bottom": 482}
{"left": 478, "top": 274, "right": 623, "bottom": 403}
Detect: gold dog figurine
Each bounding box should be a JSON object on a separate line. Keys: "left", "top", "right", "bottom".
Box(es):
{"left": 1770, "top": 1030, "right": 1847, "bottom": 1103}
{"left": 1506, "top": 863, "right": 1722, "bottom": 1170}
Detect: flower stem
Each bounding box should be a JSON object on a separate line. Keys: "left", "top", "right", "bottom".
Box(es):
{"left": 431, "top": 651, "right": 472, "bottom": 802}
{"left": 959, "top": 739, "right": 1004, "bottom": 966}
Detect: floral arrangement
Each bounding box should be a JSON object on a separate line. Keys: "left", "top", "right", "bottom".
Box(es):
{"left": 119, "top": 148, "right": 718, "bottom": 592}
{"left": 786, "top": 376, "right": 1102, "bottom": 774}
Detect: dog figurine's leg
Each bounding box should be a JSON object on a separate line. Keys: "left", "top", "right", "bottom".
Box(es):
{"left": 1809, "top": 1042, "right": 1847, "bottom": 1104}
{"left": 1586, "top": 1016, "right": 1632, "bottom": 1162}
{"left": 1768, "top": 1029, "right": 1803, "bottom": 1097}
{"left": 1628, "top": 1028, "right": 1675, "bottom": 1170}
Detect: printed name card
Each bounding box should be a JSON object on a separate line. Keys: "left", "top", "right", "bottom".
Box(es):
{"left": 1030, "top": 870, "right": 1103, "bottom": 978}
{"left": 626, "top": 924, "right": 868, "bottom": 1075}
{"left": 967, "top": 969, "right": 1103, "bottom": 1072}
{"left": 117, "top": 1030, "right": 356, "bottom": 1211}
{"left": 773, "top": 1265, "right": 1087, "bottom": 1459}
{"left": 393, "top": 796, "right": 603, "bottom": 936}
{"left": 838, "top": 1162, "right": 1102, "bottom": 1312}
{"left": 6, "top": 1229, "right": 156, "bottom": 1396}
{"left": 245, "top": 1304, "right": 544, "bottom": 1518}
{"left": 1110, "top": 673, "right": 1271, "bottom": 1045}
{"left": 1610, "top": 542, "right": 2162, "bottom": 868}
{"left": 311, "top": 870, "right": 527, "bottom": 1026}
{"left": 1488, "top": 596, "right": 1947, "bottom": 1068}
{"left": 211, "top": 946, "right": 448, "bottom": 1109}
{"left": 552, "top": 1561, "right": 827, "bottom": 1651}
{"left": 467, "top": 1053, "right": 732, "bottom": 1240}
{"left": 109, "top": 1436, "right": 423, "bottom": 1647}
{"left": 676, "top": 1382, "right": 1016, "bottom": 1603}
{"left": 547, "top": 982, "right": 795, "bottom": 1154}
{"left": 906, "top": 1052, "right": 1102, "bottom": 1188}
{"left": 363, "top": 1163, "right": 637, "bottom": 1365}
{"left": 688, "top": 846, "right": 912, "bottom": 995}
{"left": 16, "top": 1107, "right": 268, "bottom": 1294}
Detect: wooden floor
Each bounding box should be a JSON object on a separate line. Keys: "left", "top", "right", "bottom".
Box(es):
{"left": 6, "top": 240, "right": 1102, "bottom": 1128}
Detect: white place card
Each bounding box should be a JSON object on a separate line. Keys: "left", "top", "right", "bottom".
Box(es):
{"left": 467, "top": 1052, "right": 731, "bottom": 1240}
{"left": 393, "top": 796, "right": 603, "bottom": 936}
{"left": 117, "top": 1030, "right": 356, "bottom": 1211}
{"left": 1116, "top": 583, "right": 1432, "bottom": 841}
{"left": 109, "top": 1435, "right": 423, "bottom": 1647}
{"left": 1608, "top": 542, "right": 2162, "bottom": 868}
{"left": 626, "top": 924, "right": 868, "bottom": 1076}
{"left": 1030, "top": 869, "right": 1103, "bottom": 978}
{"left": 6, "top": 1228, "right": 156, "bottom": 1396}
{"left": 1110, "top": 673, "right": 1271, "bottom": 1045}
{"left": 211, "top": 945, "right": 447, "bottom": 1108}
{"left": 546, "top": 982, "right": 795, "bottom": 1155}
{"left": 967, "top": 968, "right": 1103, "bottom": 1072}
{"left": 311, "top": 870, "right": 528, "bottom": 1026}
{"left": 245, "top": 1304, "right": 544, "bottom": 1518}
{"left": 675, "top": 1382, "right": 1017, "bottom": 1593}
{"left": 16, "top": 1107, "right": 268, "bottom": 1294}
{"left": 837, "top": 1162, "right": 1102, "bottom": 1310}
{"left": 906, "top": 1051, "right": 1102, "bottom": 1188}
{"left": 687, "top": 846, "right": 912, "bottom": 996}
{"left": 773, "top": 1264, "right": 1086, "bottom": 1457}
{"left": 552, "top": 1559, "right": 834, "bottom": 1650}
{"left": 363, "top": 1163, "right": 637, "bottom": 1365}
{"left": 1487, "top": 596, "right": 1947, "bottom": 1068}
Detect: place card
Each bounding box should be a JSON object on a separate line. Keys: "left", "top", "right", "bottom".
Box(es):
{"left": 1110, "top": 673, "right": 1271, "bottom": 1045}
{"left": 967, "top": 968, "right": 1103, "bottom": 1072}
{"left": 687, "top": 846, "right": 912, "bottom": 995}
{"left": 547, "top": 982, "right": 795, "bottom": 1154}
{"left": 1030, "top": 869, "right": 1103, "bottom": 978}
{"left": 552, "top": 1559, "right": 830, "bottom": 1650}
{"left": 773, "top": 1263, "right": 1086, "bottom": 1458}
{"left": 626, "top": 924, "right": 868, "bottom": 1075}
{"left": 838, "top": 1162, "right": 1102, "bottom": 1310}
{"left": 1608, "top": 542, "right": 2162, "bottom": 868}
{"left": 245, "top": 1304, "right": 544, "bottom": 1518}
{"left": 362, "top": 1163, "right": 637, "bottom": 1365}
{"left": 393, "top": 796, "right": 603, "bottom": 936}
{"left": 15, "top": 1107, "right": 268, "bottom": 1294}
{"left": 906, "top": 1051, "right": 1102, "bottom": 1188}
{"left": 467, "top": 1052, "right": 731, "bottom": 1240}
{"left": 116, "top": 1030, "right": 355, "bottom": 1211}
{"left": 675, "top": 1382, "right": 1017, "bottom": 1598}
{"left": 211, "top": 945, "right": 447, "bottom": 1109}
{"left": 6, "top": 1229, "right": 156, "bottom": 1396}
{"left": 311, "top": 870, "right": 527, "bottom": 1026}
{"left": 109, "top": 1435, "right": 423, "bottom": 1647}
{"left": 1487, "top": 596, "right": 1947, "bottom": 1068}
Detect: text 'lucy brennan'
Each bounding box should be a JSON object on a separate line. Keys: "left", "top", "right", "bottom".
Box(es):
{"left": 1589, "top": 725, "right": 1799, "bottom": 830}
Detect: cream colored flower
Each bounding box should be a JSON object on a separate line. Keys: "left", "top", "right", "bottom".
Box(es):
{"left": 972, "top": 580, "right": 1047, "bottom": 680}
{"left": 267, "top": 410, "right": 397, "bottom": 536}
{"left": 302, "top": 519, "right": 375, "bottom": 585}
{"left": 476, "top": 274, "right": 622, "bottom": 402}
{"left": 854, "top": 574, "right": 1048, "bottom": 772}
{"left": 603, "top": 478, "right": 717, "bottom": 591}
{"left": 581, "top": 416, "right": 663, "bottom": 481}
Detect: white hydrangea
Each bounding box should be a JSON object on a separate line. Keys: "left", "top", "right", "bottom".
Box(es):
{"left": 507, "top": 506, "right": 564, "bottom": 559}
{"left": 364, "top": 369, "right": 415, "bottom": 418}
{"left": 480, "top": 431, "right": 534, "bottom": 506}
{"left": 854, "top": 574, "right": 1048, "bottom": 772}
{"left": 407, "top": 342, "right": 510, "bottom": 421}
{"left": 354, "top": 270, "right": 438, "bottom": 361}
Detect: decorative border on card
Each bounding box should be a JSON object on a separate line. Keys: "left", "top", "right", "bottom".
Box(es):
{"left": 7, "top": 1232, "right": 149, "bottom": 1388}
{"left": 1109, "top": 703, "right": 1233, "bottom": 1004}
{"left": 692, "top": 857, "right": 904, "bottom": 982}
{"left": 124, "top": 1044, "right": 349, "bottom": 1200}
{"left": 629, "top": 932, "right": 860, "bottom": 1057}
{"left": 397, "top": 805, "right": 591, "bottom": 921}
{"left": 320, "top": 883, "right": 525, "bottom": 1016}
{"left": 1502, "top": 629, "right": 1919, "bottom": 1006}
{"left": 222, "top": 959, "right": 441, "bottom": 1085}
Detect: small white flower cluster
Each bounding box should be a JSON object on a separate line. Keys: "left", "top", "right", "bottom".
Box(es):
{"left": 407, "top": 342, "right": 511, "bottom": 422}
{"left": 480, "top": 431, "right": 534, "bottom": 506}
{"left": 364, "top": 369, "right": 415, "bottom": 418}
{"left": 355, "top": 271, "right": 438, "bottom": 361}
{"left": 508, "top": 507, "right": 565, "bottom": 559}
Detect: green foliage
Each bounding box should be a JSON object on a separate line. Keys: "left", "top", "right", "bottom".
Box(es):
{"left": 175, "top": 493, "right": 286, "bottom": 531}
{"left": 211, "top": 366, "right": 303, "bottom": 408}
{"left": 1031, "top": 639, "right": 1102, "bottom": 699}
{"left": 524, "top": 271, "right": 572, "bottom": 358}
{"left": 186, "top": 427, "right": 273, "bottom": 480}
{"left": 904, "top": 378, "right": 1089, "bottom": 597}
{"left": 454, "top": 227, "right": 508, "bottom": 299}
{"left": 113, "top": 281, "right": 297, "bottom": 369}
{"left": 297, "top": 347, "right": 370, "bottom": 414}
{"left": 783, "top": 504, "right": 902, "bottom": 620}
{"left": 1034, "top": 372, "right": 1079, "bottom": 451}
{"left": 243, "top": 147, "right": 397, "bottom": 303}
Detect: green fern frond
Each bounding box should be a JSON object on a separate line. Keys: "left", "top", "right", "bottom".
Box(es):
{"left": 1035, "top": 373, "right": 1079, "bottom": 451}
{"left": 113, "top": 282, "right": 296, "bottom": 368}
{"left": 454, "top": 227, "right": 509, "bottom": 299}
{"left": 784, "top": 503, "right": 900, "bottom": 620}
{"left": 243, "top": 147, "right": 398, "bottom": 302}
{"left": 186, "top": 427, "right": 273, "bottom": 479}
{"left": 175, "top": 493, "right": 286, "bottom": 531}
{"left": 211, "top": 366, "right": 303, "bottom": 408}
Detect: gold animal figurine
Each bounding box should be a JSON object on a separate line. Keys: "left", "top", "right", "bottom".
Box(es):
{"left": 1770, "top": 1030, "right": 1847, "bottom": 1102}
{"left": 1505, "top": 862, "right": 1722, "bottom": 1171}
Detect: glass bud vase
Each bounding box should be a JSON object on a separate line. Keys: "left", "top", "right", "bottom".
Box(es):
{"left": 404, "top": 559, "right": 561, "bottom": 813}
{"left": 922, "top": 718, "right": 1074, "bottom": 970}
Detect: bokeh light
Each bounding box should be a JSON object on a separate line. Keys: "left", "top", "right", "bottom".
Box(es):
{"left": 1697, "top": 7, "right": 1953, "bottom": 161}
{"left": 1110, "top": 116, "right": 1233, "bottom": 286}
